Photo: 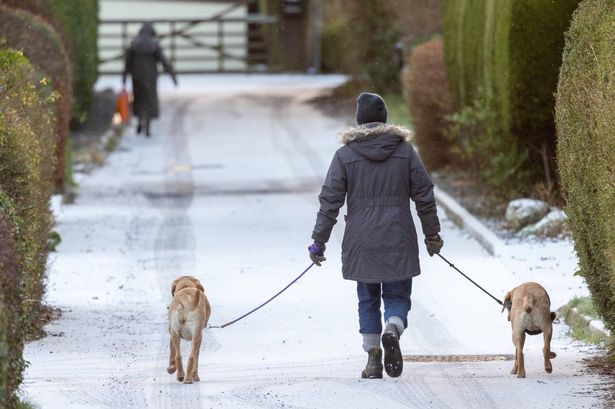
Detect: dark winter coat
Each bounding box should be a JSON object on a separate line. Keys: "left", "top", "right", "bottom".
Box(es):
{"left": 123, "top": 23, "right": 176, "bottom": 119}
{"left": 311, "top": 123, "right": 441, "bottom": 283}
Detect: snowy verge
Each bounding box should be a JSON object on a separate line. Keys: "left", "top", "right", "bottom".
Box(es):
{"left": 433, "top": 186, "right": 507, "bottom": 256}
{"left": 559, "top": 304, "right": 610, "bottom": 344}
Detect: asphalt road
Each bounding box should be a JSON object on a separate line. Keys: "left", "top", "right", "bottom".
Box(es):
{"left": 23, "top": 76, "right": 603, "bottom": 409}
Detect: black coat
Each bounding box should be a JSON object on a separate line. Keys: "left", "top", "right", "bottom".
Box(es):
{"left": 123, "top": 23, "right": 176, "bottom": 119}
{"left": 312, "top": 123, "right": 441, "bottom": 283}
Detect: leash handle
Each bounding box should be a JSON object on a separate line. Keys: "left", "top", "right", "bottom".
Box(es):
{"left": 436, "top": 253, "right": 503, "bottom": 306}
{"left": 207, "top": 262, "right": 316, "bottom": 329}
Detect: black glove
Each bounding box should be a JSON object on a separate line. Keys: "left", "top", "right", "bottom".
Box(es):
{"left": 425, "top": 233, "right": 443, "bottom": 256}
{"left": 308, "top": 241, "right": 326, "bottom": 266}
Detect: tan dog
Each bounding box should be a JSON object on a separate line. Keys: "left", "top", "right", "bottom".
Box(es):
{"left": 503, "top": 282, "right": 557, "bottom": 378}
{"left": 167, "top": 276, "right": 211, "bottom": 384}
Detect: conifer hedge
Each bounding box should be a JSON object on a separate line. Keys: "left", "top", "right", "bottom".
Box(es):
{"left": 0, "top": 209, "right": 23, "bottom": 409}
{"left": 556, "top": 0, "right": 615, "bottom": 334}
{"left": 2, "top": 0, "right": 99, "bottom": 123}
{"left": 443, "top": 0, "right": 579, "bottom": 195}
{"left": 321, "top": 0, "right": 399, "bottom": 91}
{"left": 0, "top": 6, "right": 72, "bottom": 189}
{"left": 0, "top": 49, "right": 57, "bottom": 408}
{"left": 403, "top": 38, "right": 454, "bottom": 170}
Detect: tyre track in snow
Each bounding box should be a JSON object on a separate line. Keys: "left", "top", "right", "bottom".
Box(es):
{"left": 143, "top": 96, "right": 224, "bottom": 407}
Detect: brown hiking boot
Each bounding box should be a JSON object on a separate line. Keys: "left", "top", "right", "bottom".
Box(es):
{"left": 361, "top": 347, "right": 383, "bottom": 379}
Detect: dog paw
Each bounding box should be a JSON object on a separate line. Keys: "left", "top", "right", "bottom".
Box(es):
{"left": 193, "top": 375, "right": 200, "bottom": 382}
{"left": 167, "top": 365, "right": 176, "bottom": 374}
{"left": 549, "top": 352, "right": 556, "bottom": 359}
{"left": 177, "top": 375, "right": 184, "bottom": 382}
{"left": 183, "top": 378, "right": 193, "bottom": 384}
{"left": 516, "top": 372, "right": 526, "bottom": 378}
{"left": 510, "top": 368, "right": 517, "bottom": 375}
{"left": 545, "top": 366, "right": 553, "bottom": 374}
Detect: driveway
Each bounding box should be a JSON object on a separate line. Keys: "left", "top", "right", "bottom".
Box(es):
{"left": 23, "top": 76, "right": 601, "bottom": 409}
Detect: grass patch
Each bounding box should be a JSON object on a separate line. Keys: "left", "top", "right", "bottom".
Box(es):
{"left": 568, "top": 296, "right": 600, "bottom": 320}
{"left": 382, "top": 92, "right": 413, "bottom": 129}
{"left": 569, "top": 326, "right": 607, "bottom": 347}
{"left": 559, "top": 297, "right": 609, "bottom": 347}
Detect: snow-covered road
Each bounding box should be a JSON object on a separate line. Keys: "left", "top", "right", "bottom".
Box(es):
{"left": 23, "top": 76, "right": 602, "bottom": 408}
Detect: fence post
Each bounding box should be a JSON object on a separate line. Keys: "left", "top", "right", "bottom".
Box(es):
{"left": 170, "top": 21, "right": 177, "bottom": 68}
{"left": 218, "top": 20, "right": 224, "bottom": 71}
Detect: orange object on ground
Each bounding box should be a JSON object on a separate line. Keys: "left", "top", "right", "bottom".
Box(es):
{"left": 116, "top": 88, "right": 130, "bottom": 122}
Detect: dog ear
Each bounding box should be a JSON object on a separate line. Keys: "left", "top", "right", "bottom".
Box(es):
{"left": 171, "top": 279, "right": 177, "bottom": 296}
{"left": 194, "top": 279, "right": 204, "bottom": 293}
{"left": 501, "top": 291, "right": 512, "bottom": 313}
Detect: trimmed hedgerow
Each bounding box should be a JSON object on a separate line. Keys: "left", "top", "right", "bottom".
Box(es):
{"left": 444, "top": 0, "right": 579, "bottom": 196}
{"left": 0, "top": 49, "right": 57, "bottom": 344}
{"left": 2, "top": 0, "right": 99, "bottom": 124}
{"left": 443, "top": 0, "right": 487, "bottom": 107}
{"left": 555, "top": 0, "right": 615, "bottom": 335}
{"left": 403, "top": 37, "right": 454, "bottom": 170}
{"left": 321, "top": 0, "right": 400, "bottom": 92}
{"left": 0, "top": 49, "right": 56, "bottom": 408}
{"left": 0, "top": 205, "right": 24, "bottom": 409}
{"left": 0, "top": 6, "right": 72, "bottom": 190}
{"left": 49, "top": 0, "right": 99, "bottom": 124}
{"left": 388, "top": 0, "right": 442, "bottom": 46}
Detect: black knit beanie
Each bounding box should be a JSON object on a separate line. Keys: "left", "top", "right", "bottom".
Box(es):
{"left": 356, "top": 92, "right": 388, "bottom": 125}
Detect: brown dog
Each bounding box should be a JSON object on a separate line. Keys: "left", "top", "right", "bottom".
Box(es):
{"left": 503, "top": 282, "right": 557, "bottom": 378}
{"left": 167, "top": 276, "right": 211, "bottom": 384}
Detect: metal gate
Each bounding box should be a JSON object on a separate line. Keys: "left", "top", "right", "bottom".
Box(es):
{"left": 98, "top": 0, "right": 276, "bottom": 75}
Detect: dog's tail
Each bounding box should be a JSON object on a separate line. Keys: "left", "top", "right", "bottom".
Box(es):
{"left": 523, "top": 295, "right": 534, "bottom": 314}
{"left": 176, "top": 303, "right": 191, "bottom": 338}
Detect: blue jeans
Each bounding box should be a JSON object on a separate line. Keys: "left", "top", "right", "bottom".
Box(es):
{"left": 357, "top": 279, "right": 413, "bottom": 334}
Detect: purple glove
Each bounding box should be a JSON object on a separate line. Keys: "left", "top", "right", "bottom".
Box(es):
{"left": 308, "top": 242, "right": 326, "bottom": 266}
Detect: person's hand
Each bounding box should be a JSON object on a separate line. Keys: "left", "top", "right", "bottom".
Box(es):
{"left": 308, "top": 242, "right": 326, "bottom": 266}
{"left": 424, "top": 233, "right": 443, "bottom": 256}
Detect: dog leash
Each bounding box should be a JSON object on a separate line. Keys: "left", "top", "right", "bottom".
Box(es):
{"left": 207, "top": 262, "right": 315, "bottom": 329}
{"left": 436, "top": 253, "right": 503, "bottom": 306}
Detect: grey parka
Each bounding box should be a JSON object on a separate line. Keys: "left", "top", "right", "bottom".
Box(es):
{"left": 311, "top": 123, "right": 440, "bottom": 283}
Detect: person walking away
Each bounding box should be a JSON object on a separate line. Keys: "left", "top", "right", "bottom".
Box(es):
{"left": 122, "top": 22, "right": 177, "bottom": 137}
{"left": 308, "top": 93, "right": 444, "bottom": 379}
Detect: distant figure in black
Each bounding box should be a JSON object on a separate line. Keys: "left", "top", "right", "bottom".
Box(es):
{"left": 123, "top": 22, "right": 177, "bottom": 137}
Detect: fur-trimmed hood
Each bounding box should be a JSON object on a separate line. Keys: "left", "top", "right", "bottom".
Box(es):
{"left": 338, "top": 123, "right": 414, "bottom": 162}
{"left": 337, "top": 123, "right": 413, "bottom": 144}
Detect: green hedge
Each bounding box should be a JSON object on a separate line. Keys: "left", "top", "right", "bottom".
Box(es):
{"left": 0, "top": 6, "right": 72, "bottom": 190}
{"left": 403, "top": 37, "right": 454, "bottom": 170}
{"left": 555, "top": 0, "right": 615, "bottom": 334}
{"left": 444, "top": 0, "right": 579, "bottom": 195}
{"left": 0, "top": 207, "right": 23, "bottom": 409}
{"left": 387, "top": 0, "right": 442, "bottom": 46}
{"left": 0, "top": 49, "right": 57, "bottom": 344}
{"left": 321, "top": 0, "right": 399, "bottom": 92}
{"left": 51, "top": 0, "right": 99, "bottom": 124}
{"left": 2, "top": 0, "right": 99, "bottom": 124}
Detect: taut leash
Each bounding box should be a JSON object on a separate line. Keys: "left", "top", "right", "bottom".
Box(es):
{"left": 207, "top": 262, "right": 315, "bottom": 329}
{"left": 436, "top": 253, "right": 503, "bottom": 307}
